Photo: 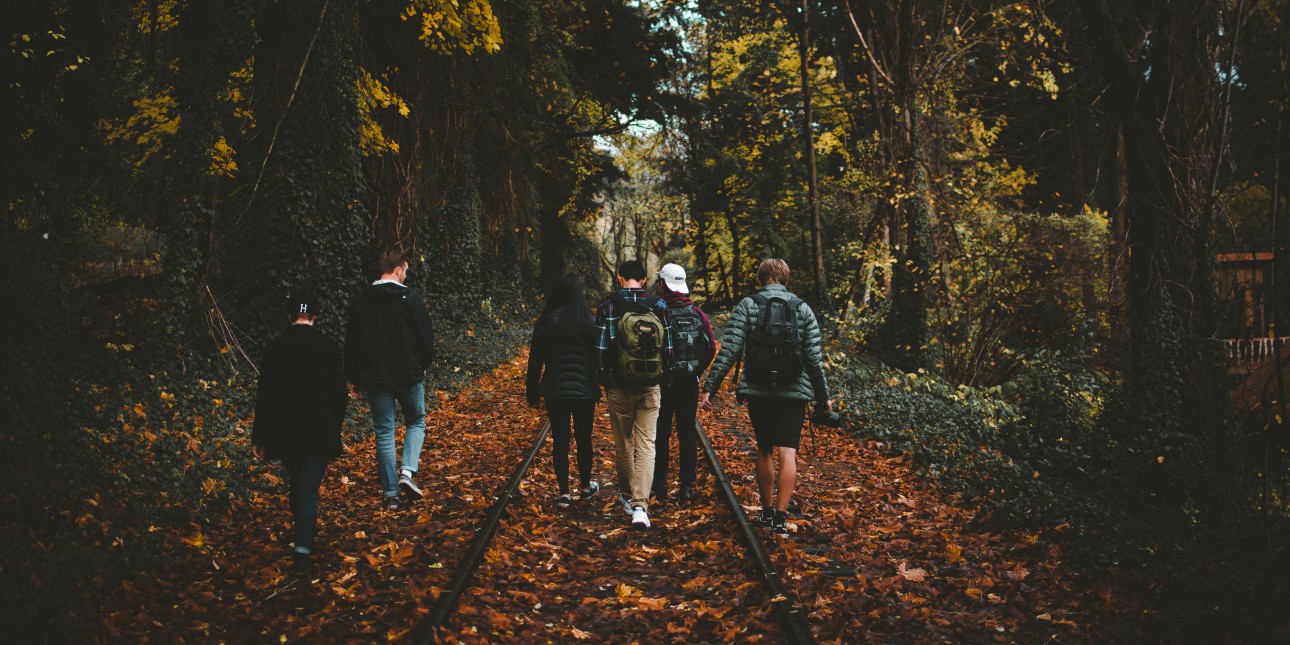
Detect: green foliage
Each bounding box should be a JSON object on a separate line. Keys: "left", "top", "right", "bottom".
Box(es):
{"left": 836, "top": 346, "right": 1124, "bottom": 542}
{"left": 937, "top": 208, "right": 1112, "bottom": 386}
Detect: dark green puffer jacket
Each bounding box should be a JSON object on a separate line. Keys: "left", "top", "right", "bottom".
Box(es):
{"left": 703, "top": 283, "right": 830, "bottom": 402}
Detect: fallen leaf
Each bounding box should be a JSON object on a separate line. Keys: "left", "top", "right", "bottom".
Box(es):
{"left": 898, "top": 561, "right": 928, "bottom": 582}
{"left": 1005, "top": 568, "right": 1030, "bottom": 581}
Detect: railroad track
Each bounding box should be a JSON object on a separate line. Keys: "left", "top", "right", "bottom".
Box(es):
{"left": 407, "top": 417, "right": 815, "bottom": 644}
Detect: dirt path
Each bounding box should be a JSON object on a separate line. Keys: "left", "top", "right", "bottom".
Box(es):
{"left": 99, "top": 349, "right": 1122, "bottom": 642}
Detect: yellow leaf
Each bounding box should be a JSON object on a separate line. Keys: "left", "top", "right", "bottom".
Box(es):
{"left": 615, "top": 583, "right": 636, "bottom": 598}
{"left": 945, "top": 543, "right": 963, "bottom": 564}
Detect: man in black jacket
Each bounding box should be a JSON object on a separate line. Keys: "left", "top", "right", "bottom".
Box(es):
{"left": 345, "top": 250, "right": 436, "bottom": 510}
{"left": 252, "top": 292, "right": 348, "bottom": 571}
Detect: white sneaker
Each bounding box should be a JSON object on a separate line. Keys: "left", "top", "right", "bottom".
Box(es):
{"left": 398, "top": 471, "right": 423, "bottom": 500}
{"left": 631, "top": 506, "right": 650, "bottom": 529}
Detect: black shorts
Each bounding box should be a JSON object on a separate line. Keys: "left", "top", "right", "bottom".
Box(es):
{"left": 746, "top": 397, "right": 807, "bottom": 452}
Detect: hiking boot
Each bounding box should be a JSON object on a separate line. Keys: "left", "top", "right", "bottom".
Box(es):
{"left": 678, "top": 483, "right": 694, "bottom": 504}
{"left": 556, "top": 494, "right": 572, "bottom": 509}
{"left": 631, "top": 506, "right": 651, "bottom": 529}
{"left": 771, "top": 510, "right": 789, "bottom": 538}
{"left": 382, "top": 496, "right": 400, "bottom": 511}
{"left": 399, "top": 471, "right": 423, "bottom": 501}
{"left": 754, "top": 508, "right": 774, "bottom": 527}
{"left": 580, "top": 481, "right": 601, "bottom": 500}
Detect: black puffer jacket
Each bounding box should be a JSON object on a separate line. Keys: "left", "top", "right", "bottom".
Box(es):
{"left": 252, "top": 324, "right": 347, "bottom": 459}
{"left": 526, "top": 311, "right": 600, "bottom": 404}
{"left": 344, "top": 282, "right": 435, "bottom": 388}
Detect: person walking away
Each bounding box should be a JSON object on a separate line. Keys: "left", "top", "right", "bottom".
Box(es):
{"left": 700, "top": 259, "right": 832, "bottom": 538}
{"left": 652, "top": 263, "right": 715, "bottom": 505}
{"left": 595, "top": 259, "right": 674, "bottom": 529}
{"left": 345, "top": 250, "right": 436, "bottom": 511}
{"left": 526, "top": 275, "right": 602, "bottom": 508}
{"left": 252, "top": 292, "right": 348, "bottom": 572}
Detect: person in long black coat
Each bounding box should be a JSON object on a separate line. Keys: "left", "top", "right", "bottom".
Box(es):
{"left": 252, "top": 292, "right": 348, "bottom": 571}
{"left": 526, "top": 275, "right": 601, "bottom": 508}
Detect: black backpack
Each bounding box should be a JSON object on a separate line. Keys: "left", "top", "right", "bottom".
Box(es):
{"left": 670, "top": 304, "right": 710, "bottom": 376}
{"left": 743, "top": 293, "right": 805, "bottom": 388}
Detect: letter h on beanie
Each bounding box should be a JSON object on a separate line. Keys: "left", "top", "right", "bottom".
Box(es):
{"left": 290, "top": 292, "right": 320, "bottom": 316}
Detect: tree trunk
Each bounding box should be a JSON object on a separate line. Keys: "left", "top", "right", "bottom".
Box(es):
{"left": 1079, "top": 0, "right": 1242, "bottom": 521}
{"left": 160, "top": 0, "right": 250, "bottom": 342}
{"left": 797, "top": 0, "right": 830, "bottom": 311}
{"left": 237, "top": 0, "right": 366, "bottom": 342}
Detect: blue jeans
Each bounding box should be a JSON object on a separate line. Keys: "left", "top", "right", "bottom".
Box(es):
{"left": 281, "top": 455, "right": 328, "bottom": 553}
{"left": 367, "top": 381, "right": 426, "bottom": 497}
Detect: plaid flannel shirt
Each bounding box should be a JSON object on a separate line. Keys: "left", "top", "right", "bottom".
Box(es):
{"left": 595, "top": 287, "right": 674, "bottom": 376}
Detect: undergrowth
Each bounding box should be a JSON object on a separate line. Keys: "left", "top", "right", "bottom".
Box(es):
{"left": 0, "top": 278, "right": 534, "bottom": 640}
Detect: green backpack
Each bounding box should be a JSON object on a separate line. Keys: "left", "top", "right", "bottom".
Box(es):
{"left": 611, "top": 293, "right": 666, "bottom": 386}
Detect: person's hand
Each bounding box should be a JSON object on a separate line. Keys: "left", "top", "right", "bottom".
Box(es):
{"left": 700, "top": 391, "right": 714, "bottom": 409}
{"left": 252, "top": 444, "right": 265, "bottom": 460}
{"left": 348, "top": 384, "right": 362, "bottom": 400}
{"left": 820, "top": 399, "right": 832, "bottom": 413}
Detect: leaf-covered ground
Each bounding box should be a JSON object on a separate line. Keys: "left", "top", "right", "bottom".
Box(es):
{"left": 93, "top": 349, "right": 1212, "bottom": 642}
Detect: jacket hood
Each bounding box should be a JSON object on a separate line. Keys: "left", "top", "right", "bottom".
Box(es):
{"left": 365, "top": 281, "right": 411, "bottom": 300}
{"left": 660, "top": 288, "right": 694, "bottom": 308}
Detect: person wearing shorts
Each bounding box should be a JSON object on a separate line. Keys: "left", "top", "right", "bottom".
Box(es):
{"left": 701, "top": 258, "right": 832, "bottom": 538}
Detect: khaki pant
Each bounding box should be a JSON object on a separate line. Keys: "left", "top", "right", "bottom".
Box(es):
{"left": 605, "top": 386, "right": 661, "bottom": 511}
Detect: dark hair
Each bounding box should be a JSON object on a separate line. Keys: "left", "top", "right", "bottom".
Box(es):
{"left": 544, "top": 275, "right": 594, "bottom": 341}
{"left": 617, "top": 259, "right": 647, "bottom": 281}
{"left": 378, "top": 250, "right": 408, "bottom": 275}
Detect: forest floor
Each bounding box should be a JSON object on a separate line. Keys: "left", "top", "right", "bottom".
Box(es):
{"left": 92, "top": 348, "right": 1257, "bottom": 643}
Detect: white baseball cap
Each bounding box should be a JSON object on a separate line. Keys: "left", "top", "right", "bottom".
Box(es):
{"left": 658, "top": 263, "right": 689, "bottom": 294}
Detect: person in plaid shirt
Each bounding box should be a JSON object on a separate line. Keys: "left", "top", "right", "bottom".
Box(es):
{"left": 595, "top": 259, "right": 675, "bottom": 529}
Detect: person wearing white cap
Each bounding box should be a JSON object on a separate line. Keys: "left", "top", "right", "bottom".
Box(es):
{"left": 652, "top": 263, "right": 716, "bottom": 504}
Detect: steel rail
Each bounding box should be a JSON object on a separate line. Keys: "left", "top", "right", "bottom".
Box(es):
{"left": 696, "top": 419, "right": 817, "bottom": 645}
{"left": 408, "top": 420, "right": 551, "bottom": 644}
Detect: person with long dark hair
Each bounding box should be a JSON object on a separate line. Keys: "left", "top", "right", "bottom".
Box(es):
{"left": 526, "top": 275, "right": 601, "bottom": 507}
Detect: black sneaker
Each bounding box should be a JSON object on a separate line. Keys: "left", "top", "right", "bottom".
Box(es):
{"left": 754, "top": 508, "right": 774, "bottom": 527}
{"left": 292, "top": 551, "right": 316, "bottom": 574}
{"left": 678, "top": 484, "right": 694, "bottom": 504}
{"left": 382, "top": 496, "right": 400, "bottom": 511}
{"left": 556, "top": 494, "right": 572, "bottom": 509}
{"left": 651, "top": 487, "right": 668, "bottom": 504}
{"left": 786, "top": 498, "right": 800, "bottom": 515}
{"left": 580, "top": 481, "right": 601, "bottom": 500}
{"left": 771, "top": 510, "right": 789, "bottom": 538}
